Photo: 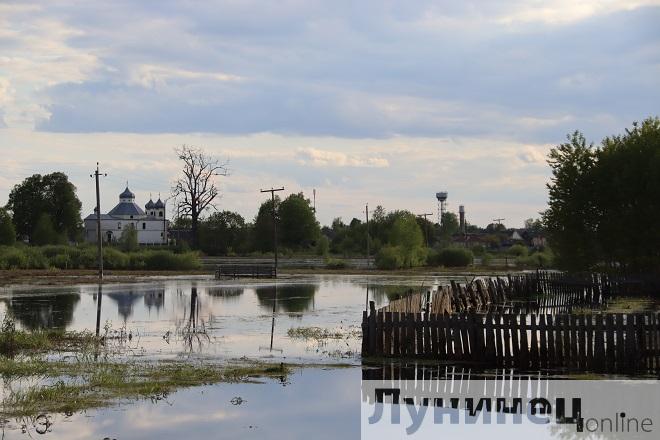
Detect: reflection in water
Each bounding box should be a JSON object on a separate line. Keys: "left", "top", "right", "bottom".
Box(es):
{"left": 106, "top": 290, "right": 142, "bottom": 321}
{"left": 95, "top": 284, "right": 102, "bottom": 336}
{"left": 105, "top": 288, "right": 165, "bottom": 321}
{"left": 366, "top": 284, "right": 421, "bottom": 304}
{"left": 255, "top": 284, "right": 318, "bottom": 313}
{"left": 144, "top": 289, "right": 165, "bottom": 314}
{"left": 2, "top": 293, "right": 80, "bottom": 330}
{"left": 207, "top": 287, "right": 244, "bottom": 298}
{"left": 206, "top": 286, "right": 244, "bottom": 305}
{"left": 261, "top": 283, "right": 282, "bottom": 353}
{"left": 176, "top": 287, "right": 210, "bottom": 353}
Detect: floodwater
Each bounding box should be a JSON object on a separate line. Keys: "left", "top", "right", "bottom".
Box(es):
{"left": 0, "top": 275, "right": 647, "bottom": 439}
{"left": 0, "top": 274, "right": 462, "bottom": 363}
{"left": 0, "top": 274, "right": 456, "bottom": 439}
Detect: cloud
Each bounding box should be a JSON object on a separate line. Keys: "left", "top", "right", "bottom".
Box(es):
{"left": 127, "top": 64, "right": 243, "bottom": 90}
{"left": 295, "top": 147, "right": 389, "bottom": 168}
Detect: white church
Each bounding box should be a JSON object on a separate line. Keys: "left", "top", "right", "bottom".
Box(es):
{"left": 84, "top": 186, "right": 169, "bottom": 245}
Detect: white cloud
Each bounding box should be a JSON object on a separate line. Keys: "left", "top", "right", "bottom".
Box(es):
{"left": 495, "top": 0, "right": 660, "bottom": 24}
{"left": 295, "top": 147, "right": 389, "bottom": 168}
{"left": 128, "top": 64, "right": 244, "bottom": 90}
{"left": 0, "top": 9, "right": 101, "bottom": 128}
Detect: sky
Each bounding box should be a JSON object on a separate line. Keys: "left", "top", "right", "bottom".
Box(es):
{"left": 0, "top": 1, "right": 659, "bottom": 228}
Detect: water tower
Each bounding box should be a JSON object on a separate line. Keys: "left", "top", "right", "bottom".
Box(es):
{"left": 435, "top": 191, "right": 448, "bottom": 226}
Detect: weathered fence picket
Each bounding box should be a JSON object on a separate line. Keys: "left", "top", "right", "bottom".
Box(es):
{"left": 362, "top": 302, "right": 660, "bottom": 373}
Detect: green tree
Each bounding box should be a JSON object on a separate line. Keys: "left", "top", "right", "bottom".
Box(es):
{"left": 253, "top": 197, "right": 280, "bottom": 252}
{"left": 544, "top": 131, "right": 599, "bottom": 270}
{"left": 278, "top": 193, "right": 320, "bottom": 249}
{"left": 119, "top": 224, "right": 139, "bottom": 252}
{"left": 31, "top": 213, "right": 61, "bottom": 246}
{"left": 199, "top": 211, "right": 248, "bottom": 255}
{"left": 545, "top": 117, "right": 660, "bottom": 272}
{"left": 388, "top": 211, "right": 426, "bottom": 267}
{"left": 0, "top": 209, "right": 16, "bottom": 245}
{"left": 6, "top": 172, "right": 82, "bottom": 242}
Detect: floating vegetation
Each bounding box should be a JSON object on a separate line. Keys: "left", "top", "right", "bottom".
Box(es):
{"left": 287, "top": 326, "right": 361, "bottom": 341}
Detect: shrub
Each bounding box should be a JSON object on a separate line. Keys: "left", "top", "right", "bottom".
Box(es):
{"left": 31, "top": 214, "right": 63, "bottom": 246}
{"left": 119, "top": 224, "right": 139, "bottom": 252}
{"left": 0, "top": 247, "right": 29, "bottom": 269}
{"left": 76, "top": 247, "right": 98, "bottom": 269}
{"left": 481, "top": 253, "right": 493, "bottom": 266}
{"left": 103, "top": 248, "right": 129, "bottom": 269}
{"left": 516, "top": 251, "right": 554, "bottom": 268}
{"left": 24, "top": 247, "right": 49, "bottom": 269}
{"left": 50, "top": 253, "right": 72, "bottom": 269}
{"left": 325, "top": 257, "right": 347, "bottom": 269}
{"left": 0, "top": 210, "right": 16, "bottom": 246}
{"left": 507, "top": 244, "right": 529, "bottom": 257}
{"left": 128, "top": 252, "right": 147, "bottom": 270}
{"left": 375, "top": 246, "right": 404, "bottom": 270}
{"left": 430, "top": 247, "right": 473, "bottom": 267}
{"left": 142, "top": 250, "right": 201, "bottom": 270}
{"left": 471, "top": 245, "right": 486, "bottom": 256}
{"left": 315, "top": 236, "right": 330, "bottom": 257}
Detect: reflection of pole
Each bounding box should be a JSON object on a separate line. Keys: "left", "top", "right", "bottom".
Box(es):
{"left": 270, "top": 283, "right": 277, "bottom": 351}
{"left": 95, "top": 283, "right": 103, "bottom": 336}
{"left": 365, "top": 282, "right": 369, "bottom": 311}
{"left": 190, "top": 287, "right": 198, "bottom": 330}
{"left": 260, "top": 187, "right": 284, "bottom": 276}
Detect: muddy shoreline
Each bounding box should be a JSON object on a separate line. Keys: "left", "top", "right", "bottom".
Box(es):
{"left": 0, "top": 267, "right": 513, "bottom": 287}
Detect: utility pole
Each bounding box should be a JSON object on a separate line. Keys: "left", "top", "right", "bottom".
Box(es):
{"left": 260, "top": 187, "right": 284, "bottom": 274}
{"left": 312, "top": 188, "right": 316, "bottom": 213}
{"left": 90, "top": 163, "right": 107, "bottom": 280}
{"left": 493, "top": 218, "right": 505, "bottom": 225}
{"left": 417, "top": 213, "right": 433, "bottom": 247}
{"left": 365, "top": 204, "right": 370, "bottom": 269}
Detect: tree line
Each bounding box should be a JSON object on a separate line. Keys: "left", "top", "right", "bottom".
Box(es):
{"left": 544, "top": 117, "right": 660, "bottom": 273}
{"left": 2, "top": 117, "right": 657, "bottom": 273}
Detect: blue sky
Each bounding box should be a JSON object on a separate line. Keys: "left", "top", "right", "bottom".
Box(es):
{"left": 0, "top": 1, "right": 658, "bottom": 226}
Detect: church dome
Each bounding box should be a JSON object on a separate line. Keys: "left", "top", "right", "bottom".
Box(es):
{"left": 145, "top": 199, "right": 155, "bottom": 210}
{"left": 119, "top": 186, "right": 135, "bottom": 199}
{"left": 154, "top": 198, "right": 165, "bottom": 209}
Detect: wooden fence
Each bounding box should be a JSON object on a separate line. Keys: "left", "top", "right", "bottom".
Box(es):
{"left": 362, "top": 303, "right": 660, "bottom": 373}
{"left": 215, "top": 263, "right": 277, "bottom": 279}
{"left": 380, "top": 277, "right": 588, "bottom": 316}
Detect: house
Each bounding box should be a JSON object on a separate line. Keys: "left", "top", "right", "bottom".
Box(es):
{"left": 83, "top": 186, "right": 168, "bottom": 245}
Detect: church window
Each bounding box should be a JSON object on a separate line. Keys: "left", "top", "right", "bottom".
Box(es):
{"left": 142, "top": 223, "right": 146, "bottom": 230}
{"left": 159, "top": 212, "right": 163, "bottom": 217}
{"left": 117, "top": 222, "right": 121, "bottom": 230}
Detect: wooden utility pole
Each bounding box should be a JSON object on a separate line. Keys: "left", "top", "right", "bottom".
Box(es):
{"left": 365, "top": 204, "right": 370, "bottom": 269}
{"left": 417, "top": 213, "right": 433, "bottom": 247}
{"left": 260, "top": 187, "right": 284, "bottom": 274}
{"left": 90, "top": 163, "right": 106, "bottom": 280}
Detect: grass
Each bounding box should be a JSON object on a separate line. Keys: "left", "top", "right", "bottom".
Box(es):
{"left": 572, "top": 296, "right": 659, "bottom": 314}
{"left": 0, "top": 318, "right": 101, "bottom": 357}
{"left": 287, "top": 326, "right": 361, "bottom": 341}
{"left": 1, "top": 358, "right": 291, "bottom": 417}
{"left": 0, "top": 320, "right": 292, "bottom": 417}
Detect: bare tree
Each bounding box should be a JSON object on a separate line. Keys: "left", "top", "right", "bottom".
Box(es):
{"left": 172, "top": 145, "right": 228, "bottom": 246}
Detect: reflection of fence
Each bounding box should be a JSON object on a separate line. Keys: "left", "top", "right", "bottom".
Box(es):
{"left": 215, "top": 264, "right": 276, "bottom": 279}
{"left": 361, "top": 305, "right": 660, "bottom": 373}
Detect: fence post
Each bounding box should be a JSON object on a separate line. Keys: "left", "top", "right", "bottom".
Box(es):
{"left": 368, "top": 301, "right": 377, "bottom": 356}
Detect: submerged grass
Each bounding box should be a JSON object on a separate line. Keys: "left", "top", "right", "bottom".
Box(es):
{"left": 287, "top": 326, "right": 361, "bottom": 341}
{"left": 1, "top": 357, "right": 291, "bottom": 417}
{"left": 0, "top": 320, "right": 291, "bottom": 417}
